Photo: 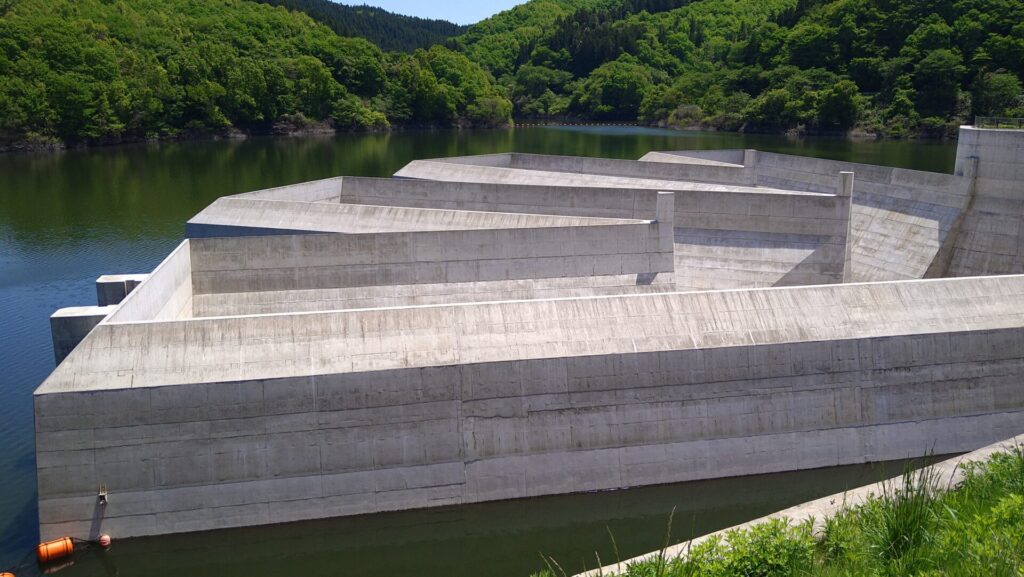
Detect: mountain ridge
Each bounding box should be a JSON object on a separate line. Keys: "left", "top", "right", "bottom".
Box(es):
{"left": 249, "top": 0, "right": 467, "bottom": 52}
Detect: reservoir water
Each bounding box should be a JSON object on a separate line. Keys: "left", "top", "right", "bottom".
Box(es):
{"left": 0, "top": 127, "right": 957, "bottom": 575}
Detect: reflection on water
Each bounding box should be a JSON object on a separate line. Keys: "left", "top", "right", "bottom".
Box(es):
{"left": 0, "top": 128, "right": 956, "bottom": 573}
{"left": 57, "top": 459, "right": 929, "bottom": 577}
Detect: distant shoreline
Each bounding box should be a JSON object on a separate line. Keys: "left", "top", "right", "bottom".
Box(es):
{"left": 0, "top": 121, "right": 957, "bottom": 155}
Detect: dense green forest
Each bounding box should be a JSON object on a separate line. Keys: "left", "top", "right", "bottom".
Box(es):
{"left": 2, "top": 0, "right": 1024, "bottom": 148}
{"left": 250, "top": 0, "right": 465, "bottom": 52}
{"left": 0, "top": 0, "right": 511, "bottom": 148}
{"left": 454, "top": 0, "right": 1024, "bottom": 136}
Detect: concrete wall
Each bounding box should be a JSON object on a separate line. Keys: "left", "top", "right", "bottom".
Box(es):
{"left": 948, "top": 126, "right": 1024, "bottom": 276}
{"left": 393, "top": 154, "right": 851, "bottom": 290}
{"left": 35, "top": 275, "right": 1024, "bottom": 539}
{"left": 671, "top": 181, "right": 850, "bottom": 290}
{"left": 751, "top": 151, "right": 970, "bottom": 282}
{"left": 192, "top": 274, "right": 677, "bottom": 317}
{"left": 189, "top": 221, "right": 672, "bottom": 295}
{"left": 231, "top": 177, "right": 343, "bottom": 202}
{"left": 641, "top": 148, "right": 971, "bottom": 282}
{"left": 504, "top": 153, "right": 752, "bottom": 186}
{"left": 336, "top": 177, "right": 663, "bottom": 220}
{"left": 395, "top": 158, "right": 780, "bottom": 194}
{"left": 186, "top": 197, "right": 642, "bottom": 238}
{"left": 639, "top": 149, "right": 747, "bottom": 167}
{"left": 105, "top": 241, "right": 193, "bottom": 322}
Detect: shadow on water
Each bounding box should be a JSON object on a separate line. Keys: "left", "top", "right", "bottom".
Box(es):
{"left": 0, "top": 127, "right": 958, "bottom": 573}
{"left": 47, "top": 458, "right": 943, "bottom": 577}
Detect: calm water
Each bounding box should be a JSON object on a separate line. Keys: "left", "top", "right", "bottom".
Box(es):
{"left": 0, "top": 127, "right": 956, "bottom": 576}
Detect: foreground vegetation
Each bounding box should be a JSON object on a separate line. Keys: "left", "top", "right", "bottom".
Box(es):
{"left": 535, "top": 447, "right": 1024, "bottom": 577}
{"left": 453, "top": 0, "right": 1024, "bottom": 137}
{"left": 0, "top": 0, "right": 511, "bottom": 148}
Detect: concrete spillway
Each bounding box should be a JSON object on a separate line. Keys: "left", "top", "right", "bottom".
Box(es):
{"left": 37, "top": 125, "right": 1024, "bottom": 540}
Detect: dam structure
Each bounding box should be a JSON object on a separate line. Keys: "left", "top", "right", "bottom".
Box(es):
{"left": 36, "top": 125, "right": 1024, "bottom": 540}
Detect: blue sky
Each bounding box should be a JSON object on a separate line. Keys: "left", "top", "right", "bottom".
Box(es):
{"left": 350, "top": 0, "right": 523, "bottom": 24}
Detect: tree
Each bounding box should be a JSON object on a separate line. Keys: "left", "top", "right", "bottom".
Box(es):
{"left": 972, "top": 71, "right": 1023, "bottom": 117}
{"left": 571, "top": 56, "right": 655, "bottom": 119}
{"left": 913, "top": 49, "right": 966, "bottom": 118}
{"left": 817, "top": 79, "right": 861, "bottom": 130}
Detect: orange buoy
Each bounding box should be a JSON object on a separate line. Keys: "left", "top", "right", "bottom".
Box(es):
{"left": 1, "top": 572, "right": 16, "bottom": 577}
{"left": 98, "top": 534, "right": 111, "bottom": 548}
{"left": 36, "top": 537, "right": 74, "bottom": 564}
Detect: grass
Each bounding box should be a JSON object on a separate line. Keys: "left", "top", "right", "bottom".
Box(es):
{"left": 532, "top": 446, "right": 1024, "bottom": 577}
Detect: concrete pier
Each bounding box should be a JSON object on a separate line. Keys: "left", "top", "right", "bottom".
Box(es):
{"left": 95, "top": 274, "right": 149, "bottom": 306}
{"left": 49, "top": 305, "right": 116, "bottom": 364}
{"left": 34, "top": 124, "right": 1024, "bottom": 540}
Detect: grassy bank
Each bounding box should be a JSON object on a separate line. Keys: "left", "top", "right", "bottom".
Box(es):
{"left": 535, "top": 447, "right": 1024, "bottom": 577}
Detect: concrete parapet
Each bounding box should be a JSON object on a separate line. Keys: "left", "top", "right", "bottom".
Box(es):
{"left": 50, "top": 305, "right": 116, "bottom": 364}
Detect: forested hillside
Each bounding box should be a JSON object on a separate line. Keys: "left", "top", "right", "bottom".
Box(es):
{"left": 0, "top": 0, "right": 510, "bottom": 148}
{"left": 455, "top": 0, "right": 1024, "bottom": 136}
{"left": 3, "top": 0, "right": 1022, "bottom": 148}
{"left": 250, "top": 0, "right": 465, "bottom": 52}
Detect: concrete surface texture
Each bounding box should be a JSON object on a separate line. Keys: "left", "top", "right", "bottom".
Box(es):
{"left": 35, "top": 125, "right": 1024, "bottom": 540}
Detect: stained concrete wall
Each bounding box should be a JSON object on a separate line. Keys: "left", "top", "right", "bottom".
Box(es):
{"left": 34, "top": 275, "right": 1024, "bottom": 539}
{"left": 105, "top": 241, "right": 193, "bottom": 322}
{"left": 948, "top": 126, "right": 1024, "bottom": 276}
{"left": 188, "top": 220, "right": 672, "bottom": 295}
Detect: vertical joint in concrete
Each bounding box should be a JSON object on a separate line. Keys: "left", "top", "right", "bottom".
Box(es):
{"left": 960, "top": 156, "right": 980, "bottom": 200}
{"left": 838, "top": 171, "right": 855, "bottom": 283}
{"left": 655, "top": 191, "right": 675, "bottom": 254}
{"left": 743, "top": 149, "right": 758, "bottom": 186}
